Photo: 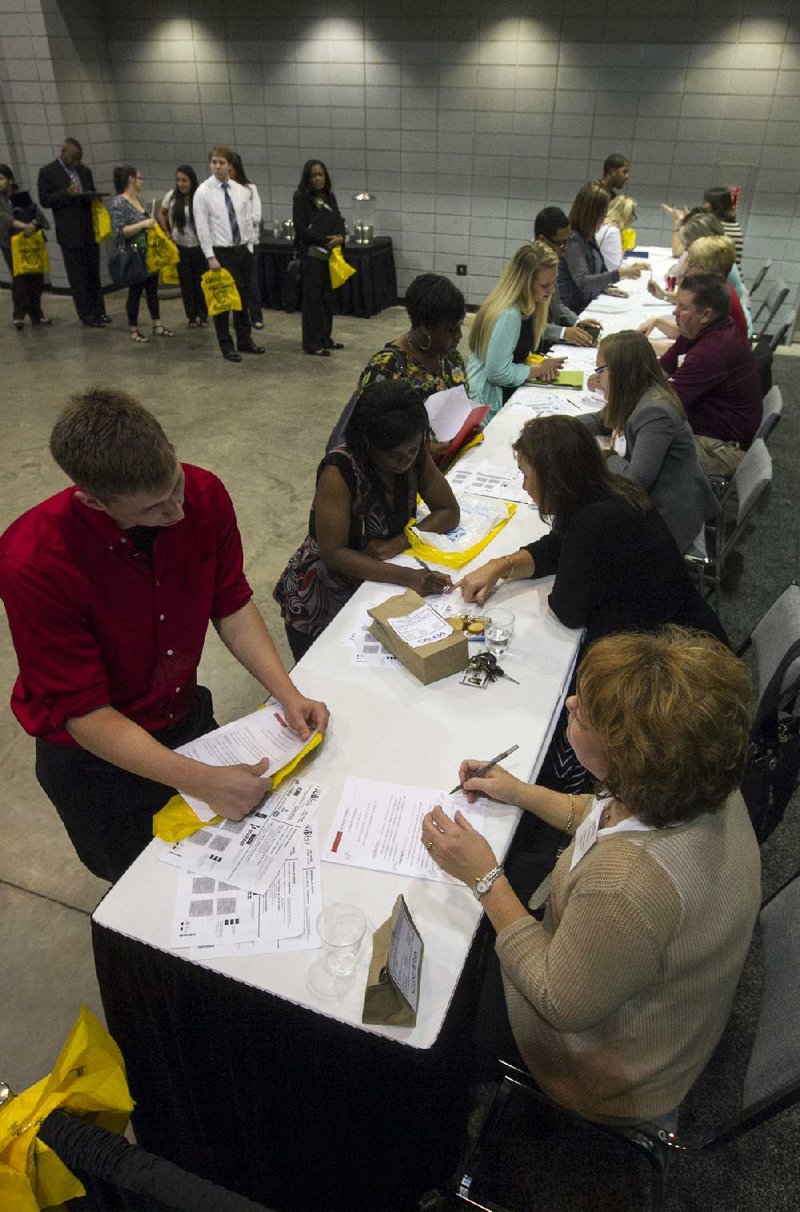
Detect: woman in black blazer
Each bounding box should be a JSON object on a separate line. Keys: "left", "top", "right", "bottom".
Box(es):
{"left": 292, "top": 159, "right": 346, "bottom": 356}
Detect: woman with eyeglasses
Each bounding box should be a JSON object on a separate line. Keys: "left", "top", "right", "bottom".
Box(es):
{"left": 579, "top": 330, "right": 719, "bottom": 553}
{"left": 274, "top": 379, "right": 459, "bottom": 661}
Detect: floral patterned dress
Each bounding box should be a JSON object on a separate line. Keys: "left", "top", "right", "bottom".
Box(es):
{"left": 274, "top": 446, "right": 419, "bottom": 642}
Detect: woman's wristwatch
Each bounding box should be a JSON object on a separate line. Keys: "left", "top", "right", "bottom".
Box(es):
{"left": 473, "top": 865, "right": 505, "bottom": 901}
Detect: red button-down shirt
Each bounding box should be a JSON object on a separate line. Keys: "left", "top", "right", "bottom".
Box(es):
{"left": 0, "top": 464, "right": 253, "bottom": 745}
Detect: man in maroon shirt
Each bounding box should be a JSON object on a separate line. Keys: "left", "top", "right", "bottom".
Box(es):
{"left": 0, "top": 389, "right": 329, "bottom": 882}
{"left": 659, "top": 274, "right": 762, "bottom": 476}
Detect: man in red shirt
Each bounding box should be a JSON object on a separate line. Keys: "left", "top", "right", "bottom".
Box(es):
{"left": 0, "top": 389, "right": 329, "bottom": 882}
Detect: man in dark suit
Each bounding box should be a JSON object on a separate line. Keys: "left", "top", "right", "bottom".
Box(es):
{"left": 38, "top": 137, "right": 109, "bottom": 327}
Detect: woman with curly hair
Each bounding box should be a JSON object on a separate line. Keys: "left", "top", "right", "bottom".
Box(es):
{"left": 422, "top": 626, "right": 760, "bottom": 1126}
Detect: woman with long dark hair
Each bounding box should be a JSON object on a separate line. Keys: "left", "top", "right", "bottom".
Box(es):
{"left": 703, "top": 186, "right": 744, "bottom": 266}
{"left": 292, "top": 159, "right": 346, "bottom": 356}
{"left": 110, "top": 165, "right": 173, "bottom": 344}
{"left": 158, "top": 164, "right": 208, "bottom": 327}
{"left": 274, "top": 379, "right": 459, "bottom": 661}
{"left": 557, "top": 182, "right": 644, "bottom": 313}
{"left": 228, "top": 151, "right": 264, "bottom": 329}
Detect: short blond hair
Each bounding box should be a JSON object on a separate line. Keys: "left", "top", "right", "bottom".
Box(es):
{"left": 686, "top": 235, "right": 736, "bottom": 278}
{"left": 577, "top": 627, "right": 750, "bottom": 828}
{"left": 605, "top": 194, "right": 637, "bottom": 231}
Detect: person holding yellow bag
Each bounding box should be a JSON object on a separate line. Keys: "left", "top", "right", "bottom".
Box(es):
{"left": 292, "top": 159, "right": 347, "bottom": 356}
{"left": 158, "top": 165, "right": 209, "bottom": 327}
{"left": 0, "top": 163, "right": 51, "bottom": 330}
{"left": 110, "top": 165, "right": 174, "bottom": 344}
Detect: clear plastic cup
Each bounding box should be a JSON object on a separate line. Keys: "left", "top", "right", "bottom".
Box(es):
{"left": 485, "top": 607, "right": 515, "bottom": 659}
{"left": 316, "top": 903, "right": 366, "bottom": 977}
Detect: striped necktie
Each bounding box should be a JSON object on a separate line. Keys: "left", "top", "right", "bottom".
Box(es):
{"left": 221, "top": 182, "right": 241, "bottom": 244}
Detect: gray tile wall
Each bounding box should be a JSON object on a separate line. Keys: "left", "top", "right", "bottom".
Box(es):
{"left": 1, "top": 0, "right": 799, "bottom": 307}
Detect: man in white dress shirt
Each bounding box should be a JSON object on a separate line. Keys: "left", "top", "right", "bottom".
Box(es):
{"left": 193, "top": 144, "right": 265, "bottom": 363}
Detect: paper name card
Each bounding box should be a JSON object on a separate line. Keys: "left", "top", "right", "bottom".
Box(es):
{"left": 362, "top": 894, "right": 424, "bottom": 1027}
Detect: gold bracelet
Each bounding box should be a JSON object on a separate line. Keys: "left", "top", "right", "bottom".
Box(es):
{"left": 504, "top": 555, "right": 514, "bottom": 580}
{"left": 565, "top": 793, "right": 576, "bottom": 834}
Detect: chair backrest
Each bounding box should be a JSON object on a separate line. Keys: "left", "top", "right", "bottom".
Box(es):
{"left": 742, "top": 873, "right": 800, "bottom": 1112}
{"left": 768, "top": 303, "right": 797, "bottom": 353}
{"left": 750, "top": 583, "right": 800, "bottom": 720}
{"left": 756, "top": 385, "right": 783, "bottom": 442}
{"left": 752, "top": 278, "right": 788, "bottom": 335}
{"left": 732, "top": 439, "right": 772, "bottom": 529}
{"left": 749, "top": 259, "right": 771, "bottom": 296}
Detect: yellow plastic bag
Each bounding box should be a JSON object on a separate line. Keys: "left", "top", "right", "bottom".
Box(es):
{"left": 403, "top": 502, "right": 517, "bottom": 570}
{"left": 10, "top": 230, "right": 50, "bottom": 276}
{"left": 159, "top": 261, "right": 180, "bottom": 286}
{"left": 146, "top": 223, "right": 180, "bottom": 273}
{"left": 92, "top": 197, "right": 112, "bottom": 243}
{"left": 621, "top": 227, "right": 637, "bottom": 251}
{"left": 153, "top": 731, "right": 324, "bottom": 842}
{"left": 0, "top": 1007, "right": 134, "bottom": 1212}
{"left": 201, "top": 267, "right": 242, "bottom": 315}
{"left": 329, "top": 244, "right": 356, "bottom": 289}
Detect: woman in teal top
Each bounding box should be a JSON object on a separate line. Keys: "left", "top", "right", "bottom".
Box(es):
{"left": 467, "top": 243, "right": 565, "bottom": 419}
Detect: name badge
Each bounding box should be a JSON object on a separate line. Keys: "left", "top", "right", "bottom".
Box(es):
{"left": 569, "top": 803, "right": 603, "bottom": 870}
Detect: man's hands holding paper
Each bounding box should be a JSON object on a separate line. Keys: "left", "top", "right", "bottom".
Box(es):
{"left": 281, "top": 691, "right": 329, "bottom": 741}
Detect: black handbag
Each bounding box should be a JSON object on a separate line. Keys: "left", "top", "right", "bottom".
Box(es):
{"left": 741, "top": 639, "right": 800, "bottom": 843}
{"left": 109, "top": 237, "right": 147, "bottom": 286}
{"left": 287, "top": 255, "right": 301, "bottom": 283}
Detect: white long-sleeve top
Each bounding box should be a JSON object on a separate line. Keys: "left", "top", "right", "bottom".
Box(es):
{"left": 192, "top": 175, "right": 254, "bottom": 259}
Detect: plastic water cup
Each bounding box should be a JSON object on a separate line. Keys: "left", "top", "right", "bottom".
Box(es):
{"left": 485, "top": 607, "right": 515, "bottom": 659}
{"left": 317, "top": 903, "right": 366, "bottom": 977}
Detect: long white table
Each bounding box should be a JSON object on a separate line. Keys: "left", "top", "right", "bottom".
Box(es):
{"left": 89, "top": 246, "right": 674, "bottom": 1209}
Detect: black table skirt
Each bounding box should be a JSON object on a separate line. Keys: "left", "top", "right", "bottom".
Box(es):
{"left": 256, "top": 236, "right": 397, "bottom": 318}
{"left": 92, "top": 918, "right": 488, "bottom": 1211}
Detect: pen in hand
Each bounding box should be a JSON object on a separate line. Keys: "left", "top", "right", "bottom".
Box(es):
{"left": 449, "top": 743, "right": 519, "bottom": 796}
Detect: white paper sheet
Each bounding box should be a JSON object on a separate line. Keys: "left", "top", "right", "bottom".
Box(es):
{"left": 388, "top": 899, "right": 424, "bottom": 1014}
{"left": 160, "top": 777, "right": 324, "bottom": 894}
{"left": 424, "top": 384, "right": 475, "bottom": 441}
{"left": 176, "top": 704, "right": 318, "bottom": 822}
{"left": 323, "top": 776, "right": 487, "bottom": 884}
{"left": 446, "top": 459, "right": 529, "bottom": 504}
{"left": 171, "top": 870, "right": 262, "bottom": 948}
{"left": 387, "top": 604, "right": 452, "bottom": 649}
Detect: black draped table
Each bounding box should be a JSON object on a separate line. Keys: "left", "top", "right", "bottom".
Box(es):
{"left": 256, "top": 236, "right": 397, "bottom": 317}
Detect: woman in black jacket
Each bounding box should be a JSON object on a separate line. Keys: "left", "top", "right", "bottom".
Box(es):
{"left": 292, "top": 159, "right": 346, "bottom": 356}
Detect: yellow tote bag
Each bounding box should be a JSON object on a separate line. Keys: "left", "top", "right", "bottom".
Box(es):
{"left": 201, "top": 267, "right": 242, "bottom": 315}
{"left": 146, "top": 223, "right": 180, "bottom": 273}
{"left": 621, "top": 227, "right": 637, "bottom": 251}
{"left": 10, "top": 230, "right": 50, "bottom": 276}
{"left": 91, "top": 198, "right": 112, "bottom": 243}
{"left": 0, "top": 1007, "right": 134, "bottom": 1212}
{"left": 329, "top": 244, "right": 356, "bottom": 289}
{"left": 159, "top": 261, "right": 180, "bottom": 285}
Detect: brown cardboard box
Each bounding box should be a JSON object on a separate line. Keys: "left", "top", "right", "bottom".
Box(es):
{"left": 368, "top": 589, "right": 469, "bottom": 685}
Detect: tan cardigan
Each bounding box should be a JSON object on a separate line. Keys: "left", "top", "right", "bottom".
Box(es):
{"left": 496, "top": 790, "right": 760, "bottom": 1124}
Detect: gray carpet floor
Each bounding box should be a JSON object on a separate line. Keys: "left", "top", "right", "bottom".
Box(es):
{"left": 448, "top": 354, "right": 800, "bottom": 1212}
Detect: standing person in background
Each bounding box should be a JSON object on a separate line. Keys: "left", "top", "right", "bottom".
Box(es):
{"left": 193, "top": 144, "right": 264, "bottom": 364}
{"left": 158, "top": 165, "right": 208, "bottom": 329}
{"left": 595, "top": 195, "right": 638, "bottom": 272}
{"left": 228, "top": 152, "right": 264, "bottom": 331}
{"left": 0, "top": 162, "right": 51, "bottom": 330}
{"left": 703, "top": 188, "right": 744, "bottom": 267}
{"left": 292, "top": 159, "right": 346, "bottom": 357}
{"left": 558, "top": 183, "right": 644, "bottom": 314}
{"left": 534, "top": 207, "right": 601, "bottom": 348}
{"left": 467, "top": 242, "right": 566, "bottom": 419}
{"left": 110, "top": 166, "right": 174, "bottom": 345}
{"left": 598, "top": 153, "right": 631, "bottom": 198}
{"left": 37, "top": 137, "right": 109, "bottom": 328}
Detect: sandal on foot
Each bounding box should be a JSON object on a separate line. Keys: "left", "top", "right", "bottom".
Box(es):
{"left": 153, "top": 324, "right": 175, "bottom": 337}
{"left": 304, "top": 347, "right": 331, "bottom": 357}
{"left": 130, "top": 329, "right": 149, "bottom": 343}
{"left": 13, "top": 320, "right": 24, "bottom": 331}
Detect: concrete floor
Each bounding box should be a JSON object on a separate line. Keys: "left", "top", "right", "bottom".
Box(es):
{"left": 0, "top": 288, "right": 415, "bottom": 1094}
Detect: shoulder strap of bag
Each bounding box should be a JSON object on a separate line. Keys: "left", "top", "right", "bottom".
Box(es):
{"left": 752, "top": 637, "right": 800, "bottom": 735}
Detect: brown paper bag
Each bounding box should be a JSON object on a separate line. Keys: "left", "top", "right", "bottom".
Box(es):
{"left": 362, "top": 894, "right": 424, "bottom": 1027}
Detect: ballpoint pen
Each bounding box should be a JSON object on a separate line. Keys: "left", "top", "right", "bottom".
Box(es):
{"left": 449, "top": 743, "right": 519, "bottom": 796}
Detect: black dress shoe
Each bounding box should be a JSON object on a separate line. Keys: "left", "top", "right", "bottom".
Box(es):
{"left": 222, "top": 350, "right": 242, "bottom": 362}
{"left": 238, "top": 343, "right": 265, "bottom": 355}
{"left": 304, "top": 348, "right": 331, "bottom": 357}
{"left": 100, "top": 314, "right": 113, "bottom": 324}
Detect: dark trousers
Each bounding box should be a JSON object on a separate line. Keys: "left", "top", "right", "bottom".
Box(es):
{"left": 285, "top": 622, "right": 316, "bottom": 664}
{"left": 177, "top": 244, "right": 208, "bottom": 322}
{"left": 35, "top": 687, "right": 217, "bottom": 884}
{"left": 1, "top": 246, "right": 44, "bottom": 321}
{"left": 61, "top": 241, "right": 104, "bottom": 321}
{"left": 300, "top": 253, "right": 334, "bottom": 351}
{"left": 125, "top": 271, "right": 160, "bottom": 328}
{"left": 211, "top": 244, "right": 252, "bottom": 353}
{"left": 246, "top": 251, "right": 263, "bottom": 325}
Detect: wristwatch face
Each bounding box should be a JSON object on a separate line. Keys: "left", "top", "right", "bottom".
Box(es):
{"left": 474, "top": 867, "right": 501, "bottom": 899}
